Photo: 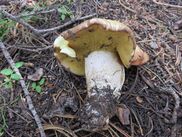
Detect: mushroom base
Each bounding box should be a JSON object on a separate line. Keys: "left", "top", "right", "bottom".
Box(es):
{"left": 79, "top": 87, "right": 117, "bottom": 131}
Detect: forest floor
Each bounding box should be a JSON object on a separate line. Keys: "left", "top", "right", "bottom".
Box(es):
{"left": 0, "top": 0, "right": 182, "bottom": 137}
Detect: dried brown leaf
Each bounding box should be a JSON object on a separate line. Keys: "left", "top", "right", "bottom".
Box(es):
{"left": 117, "top": 105, "right": 130, "bottom": 125}
{"left": 27, "top": 68, "right": 43, "bottom": 81}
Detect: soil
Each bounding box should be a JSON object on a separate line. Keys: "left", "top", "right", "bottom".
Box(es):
{"left": 0, "top": 0, "right": 182, "bottom": 137}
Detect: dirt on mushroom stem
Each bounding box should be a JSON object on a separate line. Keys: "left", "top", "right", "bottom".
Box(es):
{"left": 78, "top": 86, "right": 117, "bottom": 131}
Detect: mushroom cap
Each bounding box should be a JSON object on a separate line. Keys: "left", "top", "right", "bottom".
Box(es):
{"left": 54, "top": 18, "right": 149, "bottom": 75}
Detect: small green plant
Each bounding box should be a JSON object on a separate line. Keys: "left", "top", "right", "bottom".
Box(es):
{"left": 0, "top": 14, "right": 16, "bottom": 40}
{"left": 31, "top": 78, "right": 45, "bottom": 93}
{"left": 58, "top": 5, "right": 73, "bottom": 21}
{"left": 20, "top": 10, "right": 40, "bottom": 22}
{"left": 67, "top": 0, "right": 74, "bottom": 4}
{"left": 0, "top": 62, "right": 24, "bottom": 89}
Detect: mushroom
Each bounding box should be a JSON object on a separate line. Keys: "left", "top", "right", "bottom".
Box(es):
{"left": 54, "top": 18, "right": 149, "bottom": 131}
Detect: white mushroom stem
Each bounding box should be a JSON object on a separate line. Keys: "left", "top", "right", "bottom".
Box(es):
{"left": 85, "top": 51, "right": 125, "bottom": 99}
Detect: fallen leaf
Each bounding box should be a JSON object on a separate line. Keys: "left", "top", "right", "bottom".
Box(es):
{"left": 117, "top": 105, "right": 130, "bottom": 125}
{"left": 27, "top": 68, "right": 43, "bottom": 81}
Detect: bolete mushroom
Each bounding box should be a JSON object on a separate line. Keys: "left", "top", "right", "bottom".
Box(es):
{"left": 54, "top": 18, "right": 149, "bottom": 131}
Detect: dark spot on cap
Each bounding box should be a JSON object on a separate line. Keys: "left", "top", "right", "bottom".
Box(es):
{"left": 88, "top": 29, "right": 95, "bottom": 32}
{"left": 76, "top": 58, "right": 81, "bottom": 61}
{"left": 128, "top": 35, "right": 131, "bottom": 40}
{"left": 100, "top": 44, "right": 109, "bottom": 49}
{"left": 108, "top": 36, "right": 112, "bottom": 40}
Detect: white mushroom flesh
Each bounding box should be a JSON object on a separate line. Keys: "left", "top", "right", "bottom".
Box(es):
{"left": 85, "top": 51, "right": 125, "bottom": 99}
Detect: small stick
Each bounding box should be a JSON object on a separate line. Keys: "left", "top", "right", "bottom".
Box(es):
{"left": 7, "top": 44, "right": 53, "bottom": 52}
{"left": 159, "top": 87, "right": 180, "bottom": 124}
{"left": 0, "top": 42, "right": 46, "bottom": 137}
{"left": 1, "top": 10, "right": 96, "bottom": 36}
{"left": 109, "top": 122, "right": 131, "bottom": 137}
{"left": 118, "top": 0, "right": 136, "bottom": 13}
{"left": 1, "top": 10, "right": 41, "bottom": 36}
{"left": 16, "top": 9, "right": 56, "bottom": 18}
{"left": 153, "top": 0, "right": 182, "bottom": 9}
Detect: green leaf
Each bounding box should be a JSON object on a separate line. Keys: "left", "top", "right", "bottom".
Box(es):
{"left": 38, "top": 78, "right": 45, "bottom": 85}
{"left": 57, "top": 6, "right": 73, "bottom": 21}
{"left": 59, "top": 6, "right": 71, "bottom": 14}
{"left": 5, "top": 81, "right": 13, "bottom": 89}
{"left": 4, "top": 77, "right": 10, "bottom": 82}
{"left": 0, "top": 19, "right": 15, "bottom": 40}
{"left": 0, "top": 69, "right": 13, "bottom": 76}
{"left": 0, "top": 19, "right": 8, "bottom": 25}
{"left": 15, "top": 62, "right": 24, "bottom": 68}
{"left": 58, "top": 6, "right": 67, "bottom": 14}
{"left": 10, "top": 73, "right": 21, "bottom": 81}
{"left": 0, "top": 130, "right": 4, "bottom": 136}
{"left": 31, "top": 82, "right": 36, "bottom": 90}
{"left": 35, "top": 85, "right": 42, "bottom": 93}
{"left": 70, "top": 14, "right": 74, "bottom": 19}
{"left": 61, "top": 14, "right": 66, "bottom": 21}
{"left": 67, "top": 0, "right": 72, "bottom": 3}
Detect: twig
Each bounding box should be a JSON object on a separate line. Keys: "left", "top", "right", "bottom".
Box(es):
{"left": 118, "top": 0, "right": 136, "bottom": 13}
{"left": 0, "top": 0, "right": 12, "bottom": 5}
{"left": 118, "top": 0, "right": 161, "bottom": 25}
{"left": 0, "top": 42, "right": 46, "bottom": 137}
{"left": 4, "top": 129, "right": 15, "bottom": 137}
{"left": 43, "top": 124, "right": 78, "bottom": 137}
{"left": 7, "top": 107, "right": 29, "bottom": 123}
{"left": 7, "top": 44, "right": 53, "bottom": 52}
{"left": 16, "top": 9, "right": 56, "bottom": 18}
{"left": 141, "top": 66, "right": 166, "bottom": 85}
{"left": 1, "top": 10, "right": 96, "bottom": 36}
{"left": 145, "top": 116, "right": 154, "bottom": 136}
{"left": 153, "top": 86, "right": 180, "bottom": 137}
{"left": 158, "top": 87, "right": 180, "bottom": 124}
{"left": 108, "top": 126, "right": 120, "bottom": 137}
{"left": 109, "top": 122, "right": 131, "bottom": 137}
{"left": 129, "top": 108, "right": 144, "bottom": 136}
{"left": 153, "top": 0, "right": 182, "bottom": 9}
{"left": 1, "top": 10, "right": 41, "bottom": 36}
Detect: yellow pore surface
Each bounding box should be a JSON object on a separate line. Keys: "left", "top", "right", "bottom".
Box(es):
{"left": 54, "top": 24, "right": 134, "bottom": 76}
